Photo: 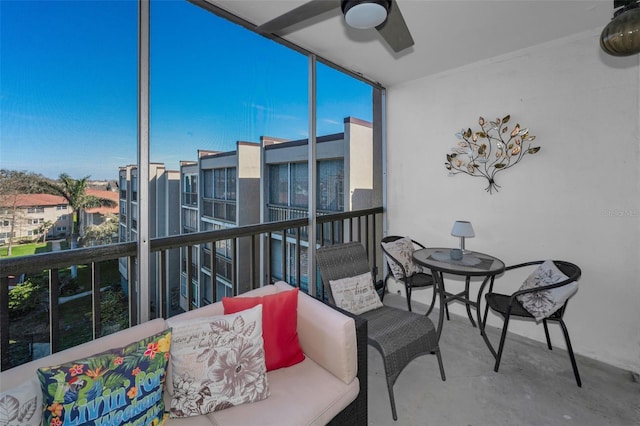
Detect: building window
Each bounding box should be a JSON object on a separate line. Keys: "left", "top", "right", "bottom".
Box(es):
{"left": 119, "top": 174, "right": 127, "bottom": 199}
{"left": 213, "top": 167, "right": 236, "bottom": 200}
{"left": 131, "top": 174, "right": 138, "bottom": 202}
{"left": 182, "top": 208, "right": 198, "bottom": 232}
{"left": 183, "top": 174, "right": 197, "bottom": 206}
{"left": 203, "top": 169, "right": 213, "bottom": 199}
{"left": 291, "top": 163, "right": 308, "bottom": 208}
{"left": 1, "top": 220, "right": 10, "bottom": 227}
{"left": 318, "top": 159, "right": 344, "bottom": 211}
{"left": 55, "top": 226, "right": 67, "bottom": 232}
{"left": 27, "top": 207, "right": 45, "bottom": 214}
{"left": 56, "top": 205, "right": 67, "bottom": 210}
{"left": 202, "top": 168, "right": 236, "bottom": 222}
{"left": 269, "top": 164, "right": 289, "bottom": 205}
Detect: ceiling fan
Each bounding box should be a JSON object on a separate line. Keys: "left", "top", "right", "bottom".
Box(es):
{"left": 256, "top": 0, "right": 414, "bottom": 53}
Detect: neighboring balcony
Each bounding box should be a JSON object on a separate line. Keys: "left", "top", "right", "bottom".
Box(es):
{"left": 202, "top": 198, "right": 236, "bottom": 223}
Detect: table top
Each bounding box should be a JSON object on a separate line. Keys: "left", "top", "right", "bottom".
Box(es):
{"left": 413, "top": 247, "right": 505, "bottom": 277}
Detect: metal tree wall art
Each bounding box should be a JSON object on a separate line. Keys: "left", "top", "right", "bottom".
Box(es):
{"left": 445, "top": 115, "right": 540, "bottom": 193}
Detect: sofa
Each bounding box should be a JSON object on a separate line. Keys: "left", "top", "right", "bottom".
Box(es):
{"left": 0, "top": 281, "right": 367, "bottom": 425}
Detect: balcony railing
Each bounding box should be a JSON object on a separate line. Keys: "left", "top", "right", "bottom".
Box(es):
{"left": 0, "top": 206, "right": 383, "bottom": 371}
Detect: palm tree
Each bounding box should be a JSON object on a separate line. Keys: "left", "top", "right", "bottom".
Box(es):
{"left": 38, "top": 220, "right": 53, "bottom": 243}
{"left": 42, "top": 174, "right": 116, "bottom": 277}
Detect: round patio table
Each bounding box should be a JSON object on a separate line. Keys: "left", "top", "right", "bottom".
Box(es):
{"left": 413, "top": 247, "right": 505, "bottom": 355}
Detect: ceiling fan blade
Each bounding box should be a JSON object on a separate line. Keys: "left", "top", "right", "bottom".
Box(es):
{"left": 376, "top": 0, "right": 414, "bottom": 52}
{"left": 257, "top": 0, "right": 340, "bottom": 34}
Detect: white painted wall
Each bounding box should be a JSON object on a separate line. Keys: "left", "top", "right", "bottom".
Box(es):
{"left": 385, "top": 29, "right": 640, "bottom": 374}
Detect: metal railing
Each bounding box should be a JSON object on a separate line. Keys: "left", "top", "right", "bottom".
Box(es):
{"left": 0, "top": 206, "right": 383, "bottom": 371}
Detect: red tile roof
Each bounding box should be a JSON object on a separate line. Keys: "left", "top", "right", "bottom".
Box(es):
{"left": 84, "top": 189, "right": 119, "bottom": 215}
{"left": 0, "top": 193, "right": 67, "bottom": 208}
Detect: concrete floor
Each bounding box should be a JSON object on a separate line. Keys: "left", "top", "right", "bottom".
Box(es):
{"left": 367, "top": 294, "right": 640, "bottom": 426}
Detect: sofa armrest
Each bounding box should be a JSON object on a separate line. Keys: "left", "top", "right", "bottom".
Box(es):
{"left": 290, "top": 287, "right": 358, "bottom": 384}
{"left": 326, "top": 305, "right": 368, "bottom": 426}
{"left": 273, "top": 281, "right": 367, "bottom": 425}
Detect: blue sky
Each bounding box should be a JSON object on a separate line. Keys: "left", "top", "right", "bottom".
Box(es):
{"left": 0, "top": 0, "right": 373, "bottom": 180}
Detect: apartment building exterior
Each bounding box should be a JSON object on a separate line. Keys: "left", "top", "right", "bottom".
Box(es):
{"left": 179, "top": 143, "right": 261, "bottom": 310}
{"left": 179, "top": 117, "right": 373, "bottom": 306}
{"left": 118, "top": 164, "right": 181, "bottom": 317}
{"left": 263, "top": 116, "right": 374, "bottom": 290}
{"left": 0, "top": 194, "right": 72, "bottom": 244}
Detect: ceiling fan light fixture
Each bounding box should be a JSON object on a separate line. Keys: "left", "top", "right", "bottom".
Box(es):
{"left": 600, "top": 1, "right": 640, "bottom": 56}
{"left": 342, "top": 0, "right": 391, "bottom": 29}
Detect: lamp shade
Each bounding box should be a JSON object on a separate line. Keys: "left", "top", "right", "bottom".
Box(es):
{"left": 600, "top": 6, "right": 640, "bottom": 56}
{"left": 451, "top": 221, "right": 475, "bottom": 238}
{"left": 342, "top": 0, "right": 390, "bottom": 29}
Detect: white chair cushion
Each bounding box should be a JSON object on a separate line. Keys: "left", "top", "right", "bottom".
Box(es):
{"left": 517, "top": 260, "right": 578, "bottom": 321}
{"left": 382, "top": 237, "right": 420, "bottom": 279}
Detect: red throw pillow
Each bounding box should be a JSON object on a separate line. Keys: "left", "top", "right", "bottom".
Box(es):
{"left": 223, "top": 288, "right": 305, "bottom": 371}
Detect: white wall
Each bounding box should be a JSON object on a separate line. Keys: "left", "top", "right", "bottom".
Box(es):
{"left": 386, "top": 29, "right": 640, "bottom": 374}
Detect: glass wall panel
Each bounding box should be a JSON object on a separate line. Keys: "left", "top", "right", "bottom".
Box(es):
{"left": 1, "top": 0, "right": 137, "bottom": 367}
{"left": 151, "top": 0, "right": 308, "bottom": 308}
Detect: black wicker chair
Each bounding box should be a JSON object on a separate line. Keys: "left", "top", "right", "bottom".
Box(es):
{"left": 483, "top": 260, "right": 582, "bottom": 386}
{"left": 317, "top": 242, "right": 445, "bottom": 421}
{"left": 381, "top": 235, "right": 437, "bottom": 314}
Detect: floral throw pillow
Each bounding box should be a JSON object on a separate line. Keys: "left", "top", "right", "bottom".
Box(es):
{"left": 517, "top": 260, "right": 578, "bottom": 321}
{"left": 0, "top": 377, "right": 42, "bottom": 426}
{"left": 166, "top": 304, "right": 269, "bottom": 418}
{"left": 382, "top": 237, "right": 420, "bottom": 280}
{"left": 330, "top": 271, "right": 384, "bottom": 315}
{"left": 37, "top": 328, "right": 171, "bottom": 426}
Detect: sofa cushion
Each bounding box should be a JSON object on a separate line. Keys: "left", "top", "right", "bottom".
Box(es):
{"left": 37, "top": 328, "right": 171, "bottom": 426}
{"left": 223, "top": 288, "right": 305, "bottom": 371}
{"left": 0, "top": 377, "right": 41, "bottom": 426}
{"left": 166, "top": 305, "right": 269, "bottom": 418}
{"left": 204, "top": 356, "right": 359, "bottom": 426}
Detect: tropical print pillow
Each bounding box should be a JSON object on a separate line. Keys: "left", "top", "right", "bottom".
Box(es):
{"left": 37, "top": 328, "right": 171, "bottom": 426}
{"left": 382, "top": 237, "right": 420, "bottom": 280}
{"left": 517, "top": 260, "right": 578, "bottom": 321}
{"left": 166, "top": 304, "right": 269, "bottom": 418}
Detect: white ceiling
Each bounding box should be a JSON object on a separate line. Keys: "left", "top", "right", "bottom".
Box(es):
{"left": 205, "top": 0, "right": 612, "bottom": 87}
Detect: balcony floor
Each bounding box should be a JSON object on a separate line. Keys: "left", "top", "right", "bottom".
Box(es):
{"left": 368, "top": 294, "right": 640, "bottom": 425}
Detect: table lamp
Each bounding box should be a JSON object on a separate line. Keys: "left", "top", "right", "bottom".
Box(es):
{"left": 451, "top": 221, "right": 475, "bottom": 253}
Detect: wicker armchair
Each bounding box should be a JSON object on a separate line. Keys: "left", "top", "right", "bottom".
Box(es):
{"left": 317, "top": 242, "right": 446, "bottom": 421}
{"left": 483, "top": 260, "right": 582, "bottom": 386}
{"left": 381, "top": 235, "right": 437, "bottom": 314}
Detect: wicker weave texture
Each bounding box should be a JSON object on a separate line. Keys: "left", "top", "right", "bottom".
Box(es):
{"left": 317, "top": 242, "right": 445, "bottom": 421}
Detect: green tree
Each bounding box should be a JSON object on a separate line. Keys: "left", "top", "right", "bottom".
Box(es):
{"left": 81, "top": 214, "right": 118, "bottom": 246}
{"left": 37, "top": 220, "right": 54, "bottom": 243}
{"left": 41, "top": 174, "right": 116, "bottom": 276}
{"left": 8, "top": 279, "right": 44, "bottom": 318}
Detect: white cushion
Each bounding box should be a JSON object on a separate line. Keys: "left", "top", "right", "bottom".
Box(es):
{"left": 280, "top": 281, "right": 357, "bottom": 385}
{"left": 166, "top": 304, "right": 269, "bottom": 418}
{"left": 517, "top": 260, "right": 578, "bottom": 321}
{"left": 205, "top": 356, "right": 359, "bottom": 426}
{"left": 381, "top": 236, "right": 420, "bottom": 279}
{"left": 329, "top": 271, "right": 383, "bottom": 315}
